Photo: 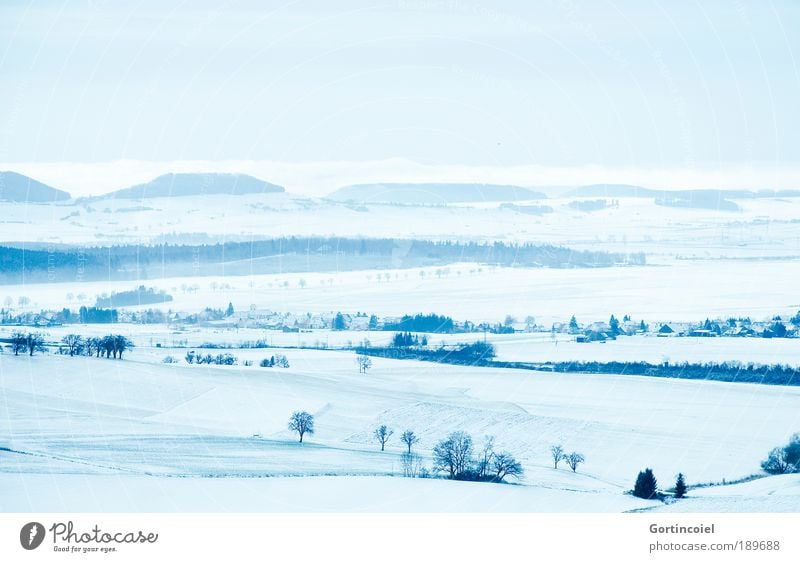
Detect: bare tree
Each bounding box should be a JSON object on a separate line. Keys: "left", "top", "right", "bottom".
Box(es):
{"left": 114, "top": 335, "right": 133, "bottom": 359}
{"left": 478, "top": 436, "right": 496, "bottom": 479}
{"left": 565, "top": 452, "right": 585, "bottom": 473}
{"left": 401, "top": 452, "right": 423, "bottom": 477}
{"left": 492, "top": 452, "right": 524, "bottom": 482}
{"left": 373, "top": 424, "right": 394, "bottom": 451}
{"left": 400, "top": 430, "right": 419, "bottom": 454}
{"left": 288, "top": 411, "right": 315, "bottom": 443}
{"left": 86, "top": 337, "right": 102, "bottom": 357}
{"left": 433, "top": 431, "right": 474, "bottom": 479}
{"left": 10, "top": 331, "right": 27, "bottom": 355}
{"left": 356, "top": 353, "right": 372, "bottom": 373}
{"left": 550, "top": 444, "right": 566, "bottom": 469}
{"left": 762, "top": 447, "right": 791, "bottom": 474}
{"left": 61, "top": 334, "right": 83, "bottom": 356}
{"left": 26, "top": 333, "right": 44, "bottom": 356}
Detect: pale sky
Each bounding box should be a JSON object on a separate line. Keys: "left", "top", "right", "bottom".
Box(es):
{"left": 1, "top": 0, "right": 799, "bottom": 195}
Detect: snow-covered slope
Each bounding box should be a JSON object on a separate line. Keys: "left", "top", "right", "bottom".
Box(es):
{"left": 99, "top": 172, "right": 284, "bottom": 199}
{"left": 327, "top": 183, "right": 546, "bottom": 204}
{"left": 1, "top": 350, "right": 797, "bottom": 511}
{"left": 0, "top": 474, "right": 647, "bottom": 513}
{"left": 0, "top": 171, "right": 71, "bottom": 202}
{"left": 650, "top": 475, "right": 800, "bottom": 513}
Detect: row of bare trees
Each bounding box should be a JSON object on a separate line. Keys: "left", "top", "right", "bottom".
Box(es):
{"left": 59, "top": 334, "right": 133, "bottom": 359}
{"left": 285, "top": 415, "right": 523, "bottom": 483}
{"left": 550, "top": 444, "right": 585, "bottom": 472}
{"left": 432, "top": 431, "right": 523, "bottom": 482}
{"left": 287, "top": 416, "right": 590, "bottom": 484}
{"left": 5, "top": 332, "right": 132, "bottom": 359}
{"left": 8, "top": 331, "right": 44, "bottom": 356}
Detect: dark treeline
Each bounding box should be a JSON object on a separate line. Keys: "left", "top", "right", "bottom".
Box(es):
{"left": 356, "top": 341, "right": 497, "bottom": 364}
{"left": 79, "top": 306, "right": 118, "bottom": 323}
{"left": 391, "top": 332, "right": 429, "bottom": 347}
{"left": 384, "top": 314, "right": 455, "bottom": 333}
{"left": 542, "top": 360, "right": 799, "bottom": 386}
{"left": 2, "top": 332, "right": 133, "bottom": 359}
{"left": 356, "top": 346, "right": 800, "bottom": 386}
{"left": 0, "top": 237, "right": 645, "bottom": 284}
{"left": 96, "top": 285, "right": 173, "bottom": 308}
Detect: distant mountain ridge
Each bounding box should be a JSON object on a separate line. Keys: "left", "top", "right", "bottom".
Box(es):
{"left": 327, "top": 183, "right": 546, "bottom": 205}
{"left": 565, "top": 184, "right": 800, "bottom": 212}
{"left": 0, "top": 171, "right": 71, "bottom": 202}
{"left": 102, "top": 173, "right": 285, "bottom": 199}
{"left": 566, "top": 184, "right": 800, "bottom": 199}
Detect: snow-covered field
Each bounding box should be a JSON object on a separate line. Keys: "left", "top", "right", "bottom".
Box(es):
{"left": 3, "top": 195, "right": 800, "bottom": 261}
{"left": 3, "top": 258, "right": 800, "bottom": 325}
{"left": 9, "top": 324, "right": 800, "bottom": 368}
{"left": 650, "top": 475, "right": 800, "bottom": 513}
{"left": 1, "top": 348, "right": 798, "bottom": 512}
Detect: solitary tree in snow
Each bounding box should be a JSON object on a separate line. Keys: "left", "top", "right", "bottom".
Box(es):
{"left": 674, "top": 473, "right": 687, "bottom": 499}
{"left": 550, "top": 444, "right": 566, "bottom": 469}
{"left": 226, "top": 302, "right": 234, "bottom": 317}
{"left": 288, "top": 411, "right": 315, "bottom": 443}
{"left": 565, "top": 451, "right": 585, "bottom": 473}
{"left": 400, "top": 430, "right": 420, "bottom": 454}
{"left": 356, "top": 353, "right": 372, "bottom": 374}
{"left": 633, "top": 468, "right": 658, "bottom": 499}
{"left": 373, "top": 425, "right": 394, "bottom": 451}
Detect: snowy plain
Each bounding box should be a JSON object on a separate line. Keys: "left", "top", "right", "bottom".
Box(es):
{"left": 2, "top": 347, "right": 799, "bottom": 512}
{"left": 3, "top": 258, "right": 800, "bottom": 326}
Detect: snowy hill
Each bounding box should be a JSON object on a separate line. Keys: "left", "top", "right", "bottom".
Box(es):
{"left": 327, "top": 183, "right": 546, "bottom": 204}
{"left": 1, "top": 349, "right": 798, "bottom": 512}
{"left": 564, "top": 184, "right": 652, "bottom": 198}
{"left": 566, "top": 184, "right": 744, "bottom": 211}
{"left": 0, "top": 171, "right": 71, "bottom": 202}
{"left": 101, "top": 172, "right": 285, "bottom": 199}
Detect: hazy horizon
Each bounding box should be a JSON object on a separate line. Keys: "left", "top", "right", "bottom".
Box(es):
{"left": 3, "top": 159, "right": 800, "bottom": 198}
